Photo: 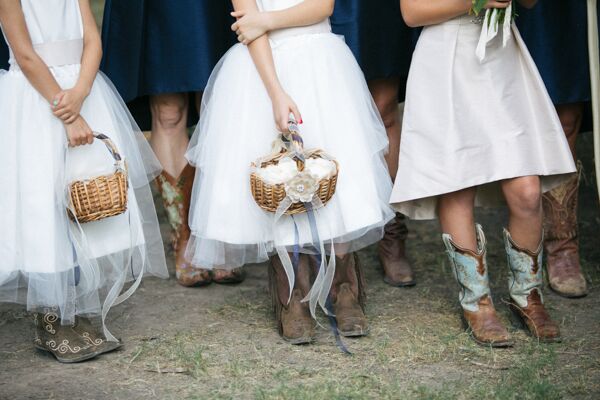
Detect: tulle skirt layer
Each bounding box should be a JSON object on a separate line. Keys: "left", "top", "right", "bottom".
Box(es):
{"left": 0, "top": 65, "right": 168, "bottom": 325}
{"left": 186, "top": 33, "right": 394, "bottom": 270}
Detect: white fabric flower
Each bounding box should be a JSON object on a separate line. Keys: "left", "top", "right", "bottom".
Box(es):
{"left": 285, "top": 172, "right": 319, "bottom": 203}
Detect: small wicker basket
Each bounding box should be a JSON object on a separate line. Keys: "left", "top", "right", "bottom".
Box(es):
{"left": 68, "top": 133, "right": 128, "bottom": 223}
{"left": 250, "top": 122, "right": 338, "bottom": 215}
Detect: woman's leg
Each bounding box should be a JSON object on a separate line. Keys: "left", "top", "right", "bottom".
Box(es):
{"left": 369, "top": 77, "right": 415, "bottom": 286}
{"left": 542, "top": 103, "right": 587, "bottom": 297}
{"left": 501, "top": 176, "right": 560, "bottom": 342}
{"left": 368, "top": 78, "right": 401, "bottom": 181}
{"left": 150, "top": 93, "right": 190, "bottom": 178}
{"left": 438, "top": 188, "right": 478, "bottom": 250}
{"left": 150, "top": 93, "right": 212, "bottom": 287}
{"left": 501, "top": 176, "right": 543, "bottom": 252}
{"left": 439, "top": 188, "right": 512, "bottom": 347}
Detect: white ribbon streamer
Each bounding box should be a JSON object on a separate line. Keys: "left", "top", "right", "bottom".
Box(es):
{"left": 65, "top": 143, "right": 142, "bottom": 343}
{"left": 476, "top": 3, "right": 513, "bottom": 62}
{"left": 271, "top": 196, "right": 337, "bottom": 320}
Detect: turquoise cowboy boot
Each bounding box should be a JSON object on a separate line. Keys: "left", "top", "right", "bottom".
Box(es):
{"left": 504, "top": 229, "right": 561, "bottom": 342}
{"left": 443, "top": 224, "right": 512, "bottom": 347}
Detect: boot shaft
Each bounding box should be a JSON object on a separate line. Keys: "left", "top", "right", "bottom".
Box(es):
{"left": 155, "top": 164, "right": 195, "bottom": 243}
{"left": 542, "top": 168, "right": 580, "bottom": 241}
{"left": 442, "top": 224, "right": 491, "bottom": 313}
{"left": 503, "top": 229, "right": 544, "bottom": 308}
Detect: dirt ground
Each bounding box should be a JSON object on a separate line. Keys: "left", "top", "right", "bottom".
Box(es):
{"left": 0, "top": 135, "right": 599, "bottom": 399}
{"left": 1, "top": 4, "right": 599, "bottom": 398}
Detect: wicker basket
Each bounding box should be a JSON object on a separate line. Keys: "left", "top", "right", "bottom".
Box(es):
{"left": 68, "top": 133, "right": 128, "bottom": 223}
{"left": 250, "top": 123, "right": 338, "bottom": 215}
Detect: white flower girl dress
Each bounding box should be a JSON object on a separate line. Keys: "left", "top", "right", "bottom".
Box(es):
{"left": 186, "top": 0, "right": 394, "bottom": 270}
{"left": 0, "top": 0, "right": 168, "bottom": 332}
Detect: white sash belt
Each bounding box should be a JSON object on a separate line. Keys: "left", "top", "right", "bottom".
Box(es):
{"left": 268, "top": 19, "right": 331, "bottom": 43}
{"left": 10, "top": 38, "right": 83, "bottom": 70}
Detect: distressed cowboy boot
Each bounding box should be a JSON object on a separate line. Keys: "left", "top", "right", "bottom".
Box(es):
{"left": 330, "top": 253, "right": 369, "bottom": 337}
{"left": 443, "top": 225, "right": 513, "bottom": 347}
{"left": 542, "top": 168, "right": 588, "bottom": 298}
{"left": 34, "top": 309, "right": 102, "bottom": 363}
{"left": 378, "top": 213, "right": 415, "bottom": 287}
{"left": 155, "top": 164, "right": 212, "bottom": 286}
{"left": 504, "top": 229, "right": 561, "bottom": 343}
{"left": 269, "top": 254, "right": 315, "bottom": 344}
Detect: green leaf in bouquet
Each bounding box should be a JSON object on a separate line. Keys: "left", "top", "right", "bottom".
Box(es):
{"left": 471, "top": 0, "right": 488, "bottom": 15}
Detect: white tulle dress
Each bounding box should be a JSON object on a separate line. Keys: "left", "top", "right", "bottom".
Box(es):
{"left": 0, "top": 0, "right": 168, "bottom": 331}
{"left": 185, "top": 0, "right": 394, "bottom": 270}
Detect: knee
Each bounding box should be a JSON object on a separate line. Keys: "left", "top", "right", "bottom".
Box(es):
{"left": 370, "top": 83, "right": 400, "bottom": 130}
{"left": 507, "top": 179, "right": 542, "bottom": 215}
{"left": 151, "top": 95, "right": 188, "bottom": 132}
{"left": 557, "top": 104, "right": 582, "bottom": 141}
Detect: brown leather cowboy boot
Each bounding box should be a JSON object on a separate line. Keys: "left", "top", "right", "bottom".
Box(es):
{"left": 34, "top": 309, "right": 104, "bottom": 363}
{"left": 73, "top": 316, "right": 122, "bottom": 356}
{"left": 269, "top": 254, "right": 315, "bottom": 344}
{"left": 330, "top": 253, "right": 369, "bottom": 337}
{"left": 443, "top": 225, "right": 513, "bottom": 347}
{"left": 504, "top": 229, "right": 561, "bottom": 343}
{"left": 155, "top": 164, "right": 211, "bottom": 287}
{"left": 542, "top": 169, "right": 588, "bottom": 298}
{"left": 378, "top": 213, "right": 415, "bottom": 286}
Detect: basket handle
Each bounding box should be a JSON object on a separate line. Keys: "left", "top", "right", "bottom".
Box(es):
{"left": 93, "top": 132, "right": 125, "bottom": 170}
{"left": 282, "top": 116, "right": 306, "bottom": 170}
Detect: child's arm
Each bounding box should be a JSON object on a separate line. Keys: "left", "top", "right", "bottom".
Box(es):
{"left": 52, "top": 0, "right": 102, "bottom": 124}
{"left": 0, "top": 0, "right": 64, "bottom": 103}
{"left": 231, "top": 0, "right": 334, "bottom": 45}
{"left": 400, "top": 0, "right": 511, "bottom": 27}
{"left": 232, "top": 0, "right": 302, "bottom": 131}
{"left": 0, "top": 0, "right": 94, "bottom": 146}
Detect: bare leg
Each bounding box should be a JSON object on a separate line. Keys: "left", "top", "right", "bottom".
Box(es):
{"left": 438, "top": 188, "right": 478, "bottom": 251}
{"left": 149, "top": 93, "right": 189, "bottom": 178}
{"left": 543, "top": 103, "right": 587, "bottom": 297}
{"left": 368, "top": 77, "right": 401, "bottom": 180}
{"left": 195, "top": 91, "right": 203, "bottom": 114}
{"left": 370, "top": 78, "right": 415, "bottom": 285}
{"left": 556, "top": 102, "right": 583, "bottom": 158}
{"left": 501, "top": 176, "right": 543, "bottom": 252}
{"left": 439, "top": 187, "right": 512, "bottom": 347}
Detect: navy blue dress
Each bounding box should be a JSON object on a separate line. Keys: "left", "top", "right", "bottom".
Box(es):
{"left": 0, "top": 37, "right": 9, "bottom": 70}
{"left": 331, "top": 0, "right": 415, "bottom": 99}
{"left": 100, "top": 0, "right": 236, "bottom": 129}
{"left": 517, "top": 1, "right": 591, "bottom": 105}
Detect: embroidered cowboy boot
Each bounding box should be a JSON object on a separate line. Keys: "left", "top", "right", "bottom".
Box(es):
{"left": 269, "top": 254, "right": 315, "bottom": 344}
{"left": 378, "top": 213, "right": 415, "bottom": 286}
{"left": 330, "top": 253, "right": 369, "bottom": 337}
{"left": 155, "top": 164, "right": 211, "bottom": 286}
{"left": 72, "top": 316, "right": 122, "bottom": 356}
{"left": 443, "top": 225, "right": 512, "bottom": 347}
{"left": 33, "top": 309, "right": 101, "bottom": 363}
{"left": 504, "top": 229, "right": 561, "bottom": 342}
{"left": 542, "top": 168, "right": 588, "bottom": 297}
